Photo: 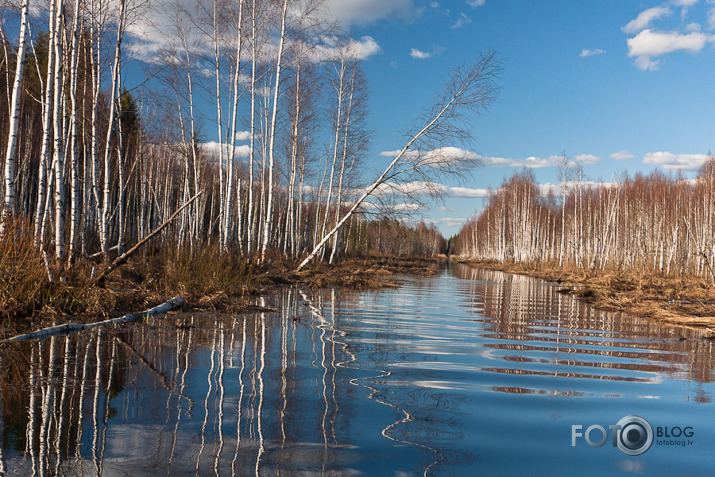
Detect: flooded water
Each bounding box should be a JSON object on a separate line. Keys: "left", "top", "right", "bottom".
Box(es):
{"left": 1, "top": 262, "right": 714, "bottom": 476}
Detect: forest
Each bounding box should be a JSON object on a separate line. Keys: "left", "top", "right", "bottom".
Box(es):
{"left": 455, "top": 160, "right": 715, "bottom": 282}
{"left": 0, "top": 0, "right": 460, "bottom": 316}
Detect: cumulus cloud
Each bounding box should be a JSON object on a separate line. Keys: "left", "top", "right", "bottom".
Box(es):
{"left": 622, "top": 6, "right": 672, "bottom": 34}
{"left": 466, "top": 0, "right": 486, "bottom": 6}
{"left": 201, "top": 141, "right": 251, "bottom": 159}
{"left": 410, "top": 48, "right": 431, "bottom": 59}
{"left": 643, "top": 151, "right": 709, "bottom": 169}
{"left": 611, "top": 150, "right": 635, "bottom": 161}
{"left": 447, "top": 186, "right": 490, "bottom": 198}
{"left": 627, "top": 29, "right": 712, "bottom": 70}
{"left": 574, "top": 154, "right": 600, "bottom": 164}
{"left": 309, "top": 36, "right": 382, "bottom": 62}
{"left": 579, "top": 48, "right": 606, "bottom": 57}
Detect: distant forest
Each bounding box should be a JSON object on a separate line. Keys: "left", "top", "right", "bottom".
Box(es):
{"left": 456, "top": 158, "right": 715, "bottom": 282}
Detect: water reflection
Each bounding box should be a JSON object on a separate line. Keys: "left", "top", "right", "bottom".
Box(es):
{"left": 0, "top": 264, "right": 713, "bottom": 476}
{"left": 451, "top": 263, "right": 714, "bottom": 393}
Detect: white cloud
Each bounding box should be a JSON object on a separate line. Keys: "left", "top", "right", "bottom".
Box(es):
{"left": 643, "top": 151, "right": 709, "bottom": 169}
{"left": 309, "top": 36, "right": 382, "bottom": 62}
{"left": 627, "top": 29, "right": 712, "bottom": 70}
{"left": 479, "top": 153, "right": 599, "bottom": 168}
{"left": 201, "top": 141, "right": 250, "bottom": 159}
{"left": 452, "top": 12, "right": 472, "bottom": 28}
{"left": 574, "top": 154, "right": 600, "bottom": 165}
{"left": 708, "top": 7, "right": 715, "bottom": 29}
{"left": 323, "top": 0, "right": 415, "bottom": 27}
{"left": 447, "top": 186, "right": 489, "bottom": 198}
{"left": 360, "top": 201, "right": 425, "bottom": 212}
{"left": 675, "top": 0, "right": 699, "bottom": 18}
{"left": 466, "top": 0, "right": 486, "bottom": 6}
{"left": 623, "top": 6, "right": 672, "bottom": 34}
{"left": 480, "top": 155, "right": 554, "bottom": 168}
{"left": 430, "top": 217, "right": 468, "bottom": 228}
{"left": 410, "top": 48, "right": 432, "bottom": 59}
{"left": 579, "top": 48, "right": 606, "bottom": 57}
{"left": 611, "top": 150, "right": 635, "bottom": 161}
{"left": 379, "top": 147, "right": 476, "bottom": 167}
{"left": 366, "top": 179, "right": 487, "bottom": 200}
{"left": 686, "top": 22, "right": 702, "bottom": 32}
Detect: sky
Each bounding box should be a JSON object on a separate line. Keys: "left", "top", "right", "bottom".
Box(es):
{"left": 301, "top": 0, "right": 715, "bottom": 236}
{"left": 97, "top": 0, "right": 715, "bottom": 236}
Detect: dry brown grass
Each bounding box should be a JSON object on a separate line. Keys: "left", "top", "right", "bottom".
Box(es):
{"left": 0, "top": 226, "right": 443, "bottom": 337}
{"left": 264, "top": 254, "right": 445, "bottom": 289}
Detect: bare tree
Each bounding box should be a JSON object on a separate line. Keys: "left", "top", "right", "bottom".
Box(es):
{"left": 297, "top": 51, "right": 501, "bottom": 270}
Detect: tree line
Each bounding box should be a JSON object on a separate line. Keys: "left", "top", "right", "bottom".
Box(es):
{"left": 0, "top": 0, "right": 464, "bottom": 279}
{"left": 455, "top": 158, "right": 715, "bottom": 282}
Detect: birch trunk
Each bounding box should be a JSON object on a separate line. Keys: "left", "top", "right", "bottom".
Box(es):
{"left": 101, "top": 0, "right": 126, "bottom": 258}
{"left": 52, "top": 0, "right": 66, "bottom": 261}
{"left": 34, "top": 0, "right": 57, "bottom": 243}
{"left": 1, "top": 0, "right": 30, "bottom": 235}
{"left": 68, "top": 0, "right": 81, "bottom": 260}
{"left": 224, "top": 0, "right": 244, "bottom": 249}
{"left": 261, "top": 0, "right": 289, "bottom": 260}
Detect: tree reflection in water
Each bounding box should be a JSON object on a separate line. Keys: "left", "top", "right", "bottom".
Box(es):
{"left": 0, "top": 266, "right": 713, "bottom": 476}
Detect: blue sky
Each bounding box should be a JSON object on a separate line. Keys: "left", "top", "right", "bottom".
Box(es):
{"left": 107, "top": 0, "right": 715, "bottom": 236}
{"left": 320, "top": 0, "right": 715, "bottom": 235}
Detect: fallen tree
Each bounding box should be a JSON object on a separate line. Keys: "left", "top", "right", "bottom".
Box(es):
{"left": 94, "top": 190, "right": 204, "bottom": 284}
{"left": 1, "top": 296, "right": 185, "bottom": 343}
{"left": 296, "top": 51, "right": 501, "bottom": 271}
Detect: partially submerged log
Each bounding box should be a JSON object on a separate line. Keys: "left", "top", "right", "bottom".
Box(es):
{"left": 1, "top": 296, "right": 185, "bottom": 343}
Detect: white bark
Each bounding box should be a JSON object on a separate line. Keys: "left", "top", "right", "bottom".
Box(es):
{"left": 52, "top": 0, "right": 66, "bottom": 261}
{"left": 224, "top": 0, "right": 244, "bottom": 249}
{"left": 34, "top": 0, "right": 57, "bottom": 243}
{"left": 68, "top": 0, "right": 82, "bottom": 260}
{"left": 1, "top": 0, "right": 29, "bottom": 235}
{"left": 261, "top": 0, "right": 289, "bottom": 260}
{"left": 101, "top": 0, "right": 126, "bottom": 258}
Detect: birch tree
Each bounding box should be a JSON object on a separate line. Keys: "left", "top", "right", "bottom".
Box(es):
{"left": 297, "top": 51, "right": 501, "bottom": 270}
{"left": 1, "top": 0, "right": 29, "bottom": 235}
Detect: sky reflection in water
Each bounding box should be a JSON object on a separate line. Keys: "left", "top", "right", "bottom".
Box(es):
{"left": 0, "top": 263, "right": 713, "bottom": 476}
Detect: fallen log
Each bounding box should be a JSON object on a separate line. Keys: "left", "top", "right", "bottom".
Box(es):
{"left": 94, "top": 190, "right": 204, "bottom": 284}
{"left": 1, "top": 296, "right": 185, "bottom": 343}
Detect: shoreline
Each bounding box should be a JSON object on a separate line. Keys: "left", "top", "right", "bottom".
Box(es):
{"left": 455, "top": 258, "right": 715, "bottom": 337}
{"left": 0, "top": 254, "right": 445, "bottom": 340}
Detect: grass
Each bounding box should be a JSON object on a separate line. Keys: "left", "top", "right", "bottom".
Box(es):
{"left": 0, "top": 221, "right": 444, "bottom": 338}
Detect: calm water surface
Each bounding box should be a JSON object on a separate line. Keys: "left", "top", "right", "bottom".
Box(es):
{"left": 1, "top": 262, "right": 714, "bottom": 476}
